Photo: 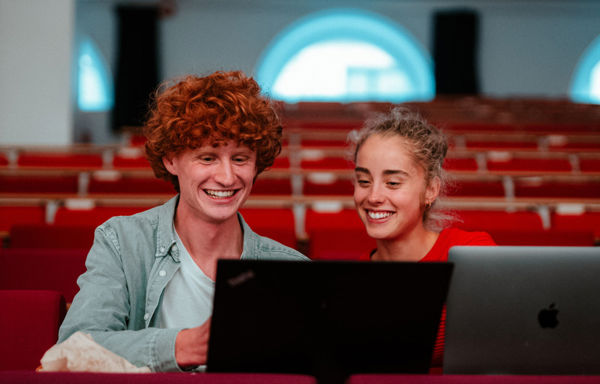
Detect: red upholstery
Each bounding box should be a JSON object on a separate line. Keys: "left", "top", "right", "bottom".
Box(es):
{"left": 53, "top": 206, "right": 149, "bottom": 227}
{"left": 305, "top": 209, "right": 373, "bottom": 260}
{"left": 446, "top": 180, "right": 505, "bottom": 197}
{"left": 0, "top": 248, "right": 87, "bottom": 302}
{"left": 17, "top": 153, "right": 103, "bottom": 168}
{"left": 453, "top": 210, "right": 544, "bottom": 232}
{"left": 88, "top": 177, "right": 175, "bottom": 195}
{"left": 0, "top": 371, "right": 317, "bottom": 384}
{"left": 347, "top": 374, "right": 600, "bottom": 384}
{"left": 270, "top": 156, "right": 290, "bottom": 169}
{"left": 251, "top": 178, "right": 293, "bottom": 195}
{"left": 0, "top": 206, "right": 46, "bottom": 232}
{"left": 486, "top": 157, "right": 572, "bottom": 173}
{"left": 443, "top": 157, "right": 478, "bottom": 171}
{"left": 551, "top": 212, "right": 600, "bottom": 240}
{"left": 9, "top": 224, "right": 96, "bottom": 250}
{"left": 300, "top": 157, "right": 354, "bottom": 170}
{"left": 0, "top": 153, "right": 8, "bottom": 166}
{"left": 112, "top": 155, "right": 151, "bottom": 168}
{"left": 465, "top": 140, "right": 538, "bottom": 150}
{"left": 303, "top": 178, "right": 354, "bottom": 196}
{"left": 0, "top": 290, "right": 66, "bottom": 371}
{"left": 514, "top": 180, "right": 600, "bottom": 198}
{"left": 488, "top": 229, "right": 596, "bottom": 246}
{"left": 0, "top": 175, "right": 79, "bottom": 194}
{"left": 580, "top": 158, "right": 600, "bottom": 173}
{"left": 239, "top": 208, "right": 297, "bottom": 249}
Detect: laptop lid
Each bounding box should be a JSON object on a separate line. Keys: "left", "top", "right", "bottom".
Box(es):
{"left": 207, "top": 259, "right": 453, "bottom": 384}
{"left": 444, "top": 246, "right": 600, "bottom": 375}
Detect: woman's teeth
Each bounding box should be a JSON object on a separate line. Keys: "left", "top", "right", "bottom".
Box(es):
{"left": 368, "top": 211, "right": 392, "bottom": 219}
{"left": 206, "top": 190, "right": 235, "bottom": 198}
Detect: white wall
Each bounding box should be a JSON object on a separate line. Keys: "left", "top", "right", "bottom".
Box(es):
{"left": 0, "top": 0, "right": 74, "bottom": 145}
{"left": 14, "top": 0, "right": 599, "bottom": 144}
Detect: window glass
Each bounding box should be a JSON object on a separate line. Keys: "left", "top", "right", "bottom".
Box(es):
{"left": 77, "top": 37, "right": 113, "bottom": 111}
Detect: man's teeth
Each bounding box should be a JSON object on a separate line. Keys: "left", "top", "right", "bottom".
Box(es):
{"left": 206, "top": 190, "right": 234, "bottom": 198}
{"left": 368, "top": 211, "right": 392, "bottom": 219}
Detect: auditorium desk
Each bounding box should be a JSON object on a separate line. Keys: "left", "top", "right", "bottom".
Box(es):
{"left": 1, "top": 372, "right": 600, "bottom": 384}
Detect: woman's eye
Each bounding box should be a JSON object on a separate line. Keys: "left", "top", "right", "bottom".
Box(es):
{"left": 387, "top": 181, "right": 401, "bottom": 187}
{"left": 357, "top": 179, "right": 370, "bottom": 186}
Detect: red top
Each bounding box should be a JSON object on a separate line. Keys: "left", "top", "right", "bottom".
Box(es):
{"left": 360, "top": 227, "right": 496, "bottom": 370}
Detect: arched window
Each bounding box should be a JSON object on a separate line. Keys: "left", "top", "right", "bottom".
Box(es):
{"left": 256, "top": 8, "right": 434, "bottom": 103}
{"left": 571, "top": 35, "right": 600, "bottom": 104}
{"left": 77, "top": 36, "right": 113, "bottom": 111}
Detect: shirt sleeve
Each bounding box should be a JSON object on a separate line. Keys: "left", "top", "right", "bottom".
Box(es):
{"left": 58, "top": 225, "right": 183, "bottom": 372}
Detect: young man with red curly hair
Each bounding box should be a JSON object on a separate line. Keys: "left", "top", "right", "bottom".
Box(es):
{"left": 59, "top": 71, "right": 308, "bottom": 371}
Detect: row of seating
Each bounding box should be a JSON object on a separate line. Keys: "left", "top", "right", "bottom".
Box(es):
{"left": 1, "top": 201, "right": 598, "bottom": 251}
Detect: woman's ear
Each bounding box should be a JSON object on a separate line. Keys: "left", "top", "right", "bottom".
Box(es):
{"left": 425, "top": 176, "right": 441, "bottom": 205}
{"left": 162, "top": 155, "right": 177, "bottom": 175}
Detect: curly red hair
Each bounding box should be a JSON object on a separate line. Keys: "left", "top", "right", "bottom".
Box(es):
{"left": 144, "top": 71, "right": 282, "bottom": 192}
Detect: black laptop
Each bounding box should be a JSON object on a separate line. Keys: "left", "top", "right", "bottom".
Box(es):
{"left": 206, "top": 259, "right": 453, "bottom": 384}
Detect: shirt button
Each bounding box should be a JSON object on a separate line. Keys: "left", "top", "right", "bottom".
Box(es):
{"left": 144, "top": 313, "right": 150, "bottom": 320}
{"left": 159, "top": 270, "right": 166, "bottom": 277}
{"left": 159, "top": 246, "right": 165, "bottom": 252}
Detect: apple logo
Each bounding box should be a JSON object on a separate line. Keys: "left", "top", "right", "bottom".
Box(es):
{"left": 537, "top": 303, "right": 559, "bottom": 329}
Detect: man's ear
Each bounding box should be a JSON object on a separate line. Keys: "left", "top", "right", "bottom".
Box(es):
{"left": 162, "top": 155, "right": 177, "bottom": 175}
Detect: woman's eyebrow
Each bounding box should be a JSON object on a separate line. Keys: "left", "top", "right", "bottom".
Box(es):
{"left": 383, "top": 169, "right": 409, "bottom": 176}
{"left": 354, "top": 166, "right": 370, "bottom": 174}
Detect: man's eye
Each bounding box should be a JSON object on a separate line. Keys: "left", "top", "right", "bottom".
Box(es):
{"left": 233, "top": 156, "right": 248, "bottom": 163}
{"left": 200, "top": 156, "right": 215, "bottom": 162}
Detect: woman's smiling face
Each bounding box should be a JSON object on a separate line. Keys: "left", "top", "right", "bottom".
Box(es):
{"left": 353, "top": 133, "right": 437, "bottom": 241}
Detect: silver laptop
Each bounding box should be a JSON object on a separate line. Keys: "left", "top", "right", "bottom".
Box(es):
{"left": 444, "top": 246, "right": 600, "bottom": 375}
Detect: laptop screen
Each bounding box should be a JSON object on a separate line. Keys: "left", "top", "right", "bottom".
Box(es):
{"left": 444, "top": 246, "right": 600, "bottom": 375}
{"left": 207, "top": 259, "right": 453, "bottom": 384}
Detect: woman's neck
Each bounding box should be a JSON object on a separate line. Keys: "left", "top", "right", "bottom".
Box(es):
{"left": 373, "top": 226, "right": 439, "bottom": 262}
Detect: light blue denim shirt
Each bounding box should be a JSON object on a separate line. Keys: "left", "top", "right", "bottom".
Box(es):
{"left": 58, "top": 195, "right": 308, "bottom": 372}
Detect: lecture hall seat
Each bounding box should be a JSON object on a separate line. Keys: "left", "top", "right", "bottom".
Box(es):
{"left": 0, "top": 290, "right": 66, "bottom": 371}
{"left": 17, "top": 153, "right": 103, "bottom": 169}
{"left": 238, "top": 208, "right": 297, "bottom": 249}
{"left": 347, "top": 374, "right": 600, "bottom": 384}
{"left": 0, "top": 248, "right": 87, "bottom": 303}
{"left": 8, "top": 224, "right": 96, "bottom": 250}
{"left": 0, "top": 175, "right": 79, "bottom": 194}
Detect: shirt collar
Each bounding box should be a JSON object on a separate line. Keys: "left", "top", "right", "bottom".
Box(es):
{"left": 155, "top": 195, "right": 179, "bottom": 260}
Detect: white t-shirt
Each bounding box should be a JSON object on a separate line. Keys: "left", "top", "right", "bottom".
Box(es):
{"left": 159, "top": 228, "right": 214, "bottom": 329}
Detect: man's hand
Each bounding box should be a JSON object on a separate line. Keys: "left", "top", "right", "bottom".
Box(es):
{"left": 175, "top": 318, "right": 211, "bottom": 369}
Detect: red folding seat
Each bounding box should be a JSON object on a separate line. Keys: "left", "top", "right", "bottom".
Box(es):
{"left": 465, "top": 139, "right": 538, "bottom": 151}
{"left": 0, "top": 206, "right": 46, "bottom": 232}
{"left": 551, "top": 211, "right": 600, "bottom": 240}
{"left": 300, "top": 156, "right": 353, "bottom": 170}
{"left": 489, "top": 229, "right": 595, "bottom": 246}
{"left": 580, "top": 158, "right": 600, "bottom": 173}
{"left": 53, "top": 206, "right": 150, "bottom": 227}
{"left": 303, "top": 177, "right": 354, "bottom": 196}
{"left": 453, "top": 210, "right": 544, "bottom": 232}
{"left": 305, "top": 208, "right": 374, "bottom": 260}
{"left": 88, "top": 175, "right": 175, "bottom": 195}
{"left": 238, "top": 208, "right": 297, "bottom": 249}
{"left": 0, "top": 249, "right": 87, "bottom": 303}
{"left": 112, "top": 154, "right": 151, "bottom": 168}
{"left": 18, "top": 152, "right": 103, "bottom": 168}
{"left": 446, "top": 179, "right": 506, "bottom": 197}
{"left": 270, "top": 156, "right": 290, "bottom": 169}
{"left": 9, "top": 224, "right": 96, "bottom": 250}
{"left": 0, "top": 175, "right": 79, "bottom": 194}
{"left": 487, "top": 157, "right": 572, "bottom": 173}
{"left": 0, "top": 290, "right": 66, "bottom": 370}
{"left": 301, "top": 138, "right": 348, "bottom": 147}
{"left": 251, "top": 177, "right": 293, "bottom": 195}
{"left": 0, "top": 153, "right": 8, "bottom": 166}
{"left": 443, "top": 157, "right": 479, "bottom": 171}
{"left": 514, "top": 179, "right": 600, "bottom": 199}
